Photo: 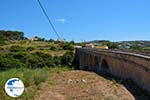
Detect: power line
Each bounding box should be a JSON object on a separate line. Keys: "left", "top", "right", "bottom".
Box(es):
{"left": 37, "top": 0, "right": 60, "bottom": 39}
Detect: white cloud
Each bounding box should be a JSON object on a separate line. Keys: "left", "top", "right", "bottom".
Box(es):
{"left": 56, "top": 18, "right": 66, "bottom": 23}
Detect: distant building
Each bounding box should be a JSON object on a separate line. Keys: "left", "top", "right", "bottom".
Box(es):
{"left": 95, "top": 45, "right": 109, "bottom": 49}
{"left": 30, "top": 36, "right": 38, "bottom": 41}
{"left": 74, "top": 45, "right": 82, "bottom": 48}
{"left": 57, "top": 38, "right": 66, "bottom": 42}
{"left": 85, "top": 43, "right": 95, "bottom": 48}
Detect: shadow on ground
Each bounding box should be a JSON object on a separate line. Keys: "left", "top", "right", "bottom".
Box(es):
{"left": 95, "top": 71, "right": 150, "bottom": 100}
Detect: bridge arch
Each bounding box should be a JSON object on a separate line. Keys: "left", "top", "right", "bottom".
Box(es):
{"left": 100, "top": 59, "right": 109, "bottom": 73}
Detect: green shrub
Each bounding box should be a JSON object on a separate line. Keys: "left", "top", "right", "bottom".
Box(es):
{"left": 61, "top": 51, "right": 74, "bottom": 66}
{"left": 60, "top": 42, "right": 74, "bottom": 50}
{"left": 25, "top": 52, "right": 56, "bottom": 68}
{"left": 0, "top": 55, "right": 24, "bottom": 70}
{"left": 50, "top": 46, "right": 57, "bottom": 50}
{"left": 53, "top": 56, "right": 62, "bottom": 66}
{"left": 48, "top": 39, "right": 55, "bottom": 42}
{"left": 0, "top": 39, "right": 6, "bottom": 46}
{"left": 26, "top": 47, "right": 35, "bottom": 51}
{"left": 33, "top": 68, "right": 48, "bottom": 85}
{"left": 26, "top": 55, "right": 45, "bottom": 68}
{"left": 9, "top": 45, "right": 25, "bottom": 52}
{"left": 23, "top": 69, "right": 34, "bottom": 87}
{"left": 18, "top": 40, "right": 27, "bottom": 44}
{"left": 13, "top": 52, "right": 26, "bottom": 62}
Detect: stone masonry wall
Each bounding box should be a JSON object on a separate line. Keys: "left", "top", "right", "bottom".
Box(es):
{"left": 74, "top": 48, "right": 150, "bottom": 92}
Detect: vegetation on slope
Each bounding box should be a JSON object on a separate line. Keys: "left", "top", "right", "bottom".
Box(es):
{"left": 0, "top": 40, "right": 75, "bottom": 70}
{"left": 0, "top": 30, "right": 75, "bottom": 99}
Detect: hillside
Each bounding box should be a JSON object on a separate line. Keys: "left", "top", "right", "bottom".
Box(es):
{"left": 86, "top": 40, "right": 150, "bottom": 46}
{"left": 0, "top": 40, "right": 66, "bottom": 56}
{"left": 84, "top": 40, "right": 150, "bottom": 50}
{"left": 116, "top": 40, "right": 150, "bottom": 49}
{"left": 0, "top": 40, "right": 75, "bottom": 70}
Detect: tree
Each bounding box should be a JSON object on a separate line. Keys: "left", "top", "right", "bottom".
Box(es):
{"left": 49, "top": 39, "right": 55, "bottom": 42}
{"left": 0, "top": 30, "right": 24, "bottom": 40}
{"left": 61, "top": 51, "right": 74, "bottom": 66}
{"left": 130, "top": 45, "right": 142, "bottom": 50}
{"left": 102, "top": 41, "right": 119, "bottom": 49}
{"left": 60, "top": 42, "right": 74, "bottom": 50}
{"left": 70, "top": 40, "right": 75, "bottom": 45}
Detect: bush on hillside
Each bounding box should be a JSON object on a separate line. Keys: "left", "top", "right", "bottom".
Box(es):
{"left": 0, "top": 39, "right": 6, "bottom": 46}
{"left": 26, "top": 47, "right": 35, "bottom": 51}
{"left": 26, "top": 52, "right": 48, "bottom": 68}
{"left": 60, "top": 42, "right": 74, "bottom": 50}
{"left": 61, "top": 51, "right": 74, "bottom": 66}
{"left": 48, "top": 39, "right": 55, "bottom": 42}
{"left": 9, "top": 45, "right": 25, "bottom": 52}
{"left": 0, "top": 55, "right": 25, "bottom": 70}
{"left": 53, "top": 56, "right": 62, "bottom": 66}
{"left": 50, "top": 46, "right": 57, "bottom": 51}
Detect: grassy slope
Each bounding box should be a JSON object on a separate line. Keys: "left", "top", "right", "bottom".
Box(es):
{"left": 0, "top": 40, "right": 66, "bottom": 56}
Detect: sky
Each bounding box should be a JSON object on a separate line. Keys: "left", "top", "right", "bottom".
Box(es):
{"left": 0, "top": 0, "right": 150, "bottom": 42}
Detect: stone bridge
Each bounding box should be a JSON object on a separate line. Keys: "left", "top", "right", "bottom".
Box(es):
{"left": 74, "top": 48, "right": 150, "bottom": 92}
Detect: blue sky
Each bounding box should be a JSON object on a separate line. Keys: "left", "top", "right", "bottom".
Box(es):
{"left": 0, "top": 0, "right": 150, "bottom": 42}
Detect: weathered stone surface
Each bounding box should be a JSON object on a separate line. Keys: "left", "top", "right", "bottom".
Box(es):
{"left": 74, "top": 48, "right": 150, "bottom": 92}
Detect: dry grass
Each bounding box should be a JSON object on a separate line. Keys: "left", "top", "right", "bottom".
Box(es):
{"left": 35, "top": 71, "right": 135, "bottom": 100}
